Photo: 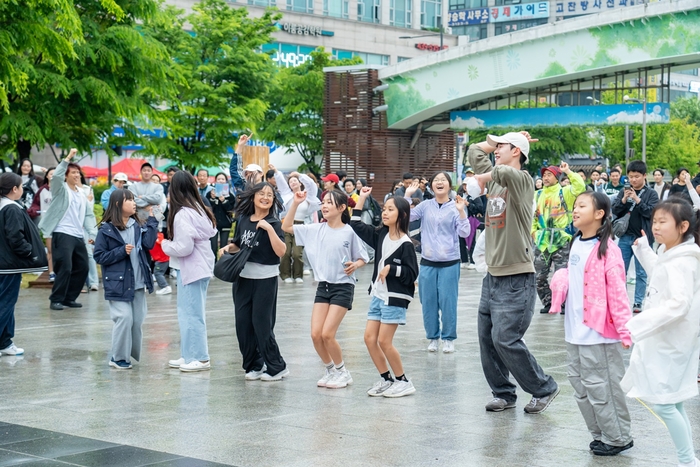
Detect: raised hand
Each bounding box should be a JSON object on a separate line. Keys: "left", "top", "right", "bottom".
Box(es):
{"left": 66, "top": 148, "right": 78, "bottom": 161}
{"left": 455, "top": 195, "right": 467, "bottom": 212}
{"left": 560, "top": 161, "right": 570, "bottom": 173}
{"left": 268, "top": 163, "right": 276, "bottom": 172}
{"left": 236, "top": 134, "right": 250, "bottom": 154}
{"left": 405, "top": 180, "right": 420, "bottom": 197}
{"left": 519, "top": 131, "right": 539, "bottom": 143}
{"left": 359, "top": 186, "right": 373, "bottom": 198}
{"left": 293, "top": 190, "right": 307, "bottom": 204}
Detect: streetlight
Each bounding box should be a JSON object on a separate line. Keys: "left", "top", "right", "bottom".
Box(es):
{"left": 623, "top": 95, "right": 647, "bottom": 163}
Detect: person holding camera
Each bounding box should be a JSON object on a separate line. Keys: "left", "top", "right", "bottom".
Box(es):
{"left": 611, "top": 161, "right": 659, "bottom": 314}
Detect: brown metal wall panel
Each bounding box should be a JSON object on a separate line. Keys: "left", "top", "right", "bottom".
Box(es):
{"left": 324, "top": 68, "right": 455, "bottom": 201}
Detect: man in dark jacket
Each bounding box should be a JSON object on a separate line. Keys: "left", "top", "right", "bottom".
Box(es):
{"left": 612, "top": 160, "right": 659, "bottom": 314}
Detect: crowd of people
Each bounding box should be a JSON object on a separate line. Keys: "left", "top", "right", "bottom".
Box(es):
{"left": 2, "top": 131, "right": 700, "bottom": 464}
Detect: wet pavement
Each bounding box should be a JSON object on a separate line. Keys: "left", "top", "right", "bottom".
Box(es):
{"left": 1, "top": 267, "right": 697, "bottom": 466}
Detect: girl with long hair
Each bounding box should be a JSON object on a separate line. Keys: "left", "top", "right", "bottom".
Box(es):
{"left": 93, "top": 190, "right": 158, "bottom": 369}
{"left": 219, "top": 182, "right": 289, "bottom": 381}
{"left": 28, "top": 167, "right": 55, "bottom": 279}
{"left": 350, "top": 189, "right": 419, "bottom": 398}
{"left": 548, "top": 191, "right": 633, "bottom": 455}
{"left": 282, "top": 190, "right": 368, "bottom": 389}
{"left": 162, "top": 171, "right": 218, "bottom": 372}
{"left": 15, "top": 158, "right": 40, "bottom": 211}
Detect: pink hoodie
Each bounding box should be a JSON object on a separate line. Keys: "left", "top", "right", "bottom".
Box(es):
{"left": 549, "top": 238, "right": 632, "bottom": 347}
{"left": 161, "top": 207, "right": 218, "bottom": 286}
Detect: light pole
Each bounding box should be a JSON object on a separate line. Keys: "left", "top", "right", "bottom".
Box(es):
{"left": 624, "top": 95, "right": 647, "bottom": 163}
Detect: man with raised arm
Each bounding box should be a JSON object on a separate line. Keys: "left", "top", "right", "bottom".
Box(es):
{"left": 468, "top": 131, "right": 560, "bottom": 415}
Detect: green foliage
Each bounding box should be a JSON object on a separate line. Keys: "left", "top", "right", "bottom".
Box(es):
{"left": 92, "top": 183, "right": 110, "bottom": 206}
{"left": 0, "top": 0, "right": 182, "bottom": 163}
{"left": 385, "top": 76, "right": 436, "bottom": 125}
{"left": 144, "top": 0, "right": 281, "bottom": 171}
{"left": 259, "top": 48, "right": 361, "bottom": 176}
{"left": 671, "top": 97, "right": 700, "bottom": 128}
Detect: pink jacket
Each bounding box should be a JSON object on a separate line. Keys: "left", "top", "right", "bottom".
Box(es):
{"left": 549, "top": 239, "right": 632, "bottom": 347}
{"left": 161, "top": 207, "right": 218, "bottom": 286}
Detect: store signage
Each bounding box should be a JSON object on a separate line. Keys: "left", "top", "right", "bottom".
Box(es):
{"left": 490, "top": 2, "right": 549, "bottom": 22}
{"left": 415, "top": 43, "right": 448, "bottom": 51}
{"left": 690, "top": 81, "right": 700, "bottom": 93}
{"left": 555, "top": 0, "right": 662, "bottom": 16}
{"left": 281, "top": 22, "right": 324, "bottom": 36}
{"left": 447, "top": 7, "right": 489, "bottom": 27}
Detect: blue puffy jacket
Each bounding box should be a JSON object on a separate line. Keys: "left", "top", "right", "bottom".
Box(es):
{"left": 93, "top": 216, "right": 158, "bottom": 301}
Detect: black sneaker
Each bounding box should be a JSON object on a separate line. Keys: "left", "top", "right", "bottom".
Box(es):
{"left": 589, "top": 440, "right": 602, "bottom": 450}
{"left": 539, "top": 306, "right": 551, "bottom": 314}
{"left": 633, "top": 303, "right": 642, "bottom": 314}
{"left": 592, "top": 440, "right": 633, "bottom": 456}
{"left": 109, "top": 358, "right": 133, "bottom": 370}
{"left": 62, "top": 301, "right": 83, "bottom": 308}
{"left": 50, "top": 302, "right": 64, "bottom": 310}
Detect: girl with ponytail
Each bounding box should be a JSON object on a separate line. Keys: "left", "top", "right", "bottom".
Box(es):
{"left": 547, "top": 191, "right": 634, "bottom": 456}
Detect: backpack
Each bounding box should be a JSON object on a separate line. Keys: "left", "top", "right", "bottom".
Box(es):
{"left": 364, "top": 195, "right": 382, "bottom": 227}
{"left": 19, "top": 179, "right": 36, "bottom": 210}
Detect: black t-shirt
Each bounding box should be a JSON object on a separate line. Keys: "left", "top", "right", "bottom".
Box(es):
{"left": 232, "top": 213, "right": 284, "bottom": 265}
{"left": 668, "top": 183, "right": 692, "bottom": 203}
{"left": 627, "top": 188, "right": 647, "bottom": 238}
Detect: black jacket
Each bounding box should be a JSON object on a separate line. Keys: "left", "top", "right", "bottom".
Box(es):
{"left": 93, "top": 216, "right": 158, "bottom": 301}
{"left": 350, "top": 209, "right": 419, "bottom": 309}
{"left": 0, "top": 198, "right": 48, "bottom": 274}
{"left": 612, "top": 183, "right": 659, "bottom": 239}
{"left": 208, "top": 191, "right": 236, "bottom": 229}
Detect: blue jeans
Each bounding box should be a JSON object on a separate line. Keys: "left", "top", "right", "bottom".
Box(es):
{"left": 0, "top": 274, "right": 22, "bottom": 349}
{"left": 176, "top": 275, "right": 210, "bottom": 363}
{"left": 418, "top": 263, "right": 460, "bottom": 341}
{"left": 618, "top": 233, "right": 647, "bottom": 305}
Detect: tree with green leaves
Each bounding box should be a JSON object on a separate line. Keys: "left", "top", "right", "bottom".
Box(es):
{"left": 260, "top": 48, "right": 361, "bottom": 176}
{"left": 145, "top": 0, "right": 281, "bottom": 172}
{"left": 0, "top": 0, "right": 181, "bottom": 166}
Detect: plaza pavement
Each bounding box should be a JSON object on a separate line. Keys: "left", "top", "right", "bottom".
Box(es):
{"left": 0, "top": 267, "right": 696, "bottom": 466}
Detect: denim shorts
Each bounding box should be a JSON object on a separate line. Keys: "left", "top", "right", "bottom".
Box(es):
{"left": 367, "top": 296, "right": 407, "bottom": 325}
{"left": 314, "top": 282, "right": 355, "bottom": 310}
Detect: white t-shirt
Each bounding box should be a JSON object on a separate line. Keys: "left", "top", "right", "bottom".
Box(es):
{"left": 293, "top": 223, "right": 369, "bottom": 285}
{"left": 373, "top": 234, "right": 410, "bottom": 302}
{"left": 565, "top": 236, "right": 620, "bottom": 345}
{"left": 53, "top": 188, "right": 86, "bottom": 239}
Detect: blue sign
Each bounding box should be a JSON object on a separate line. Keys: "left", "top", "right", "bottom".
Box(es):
{"left": 447, "top": 8, "right": 490, "bottom": 27}
{"left": 450, "top": 103, "right": 671, "bottom": 130}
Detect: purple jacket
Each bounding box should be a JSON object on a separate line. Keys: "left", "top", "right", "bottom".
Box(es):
{"left": 549, "top": 239, "right": 632, "bottom": 346}
{"left": 161, "top": 207, "right": 218, "bottom": 285}
{"left": 408, "top": 199, "right": 470, "bottom": 262}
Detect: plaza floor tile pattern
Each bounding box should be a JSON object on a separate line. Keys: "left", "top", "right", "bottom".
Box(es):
{"left": 0, "top": 268, "right": 697, "bottom": 466}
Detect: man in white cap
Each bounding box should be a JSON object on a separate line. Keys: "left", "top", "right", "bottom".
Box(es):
{"left": 229, "top": 134, "right": 263, "bottom": 193}
{"left": 468, "top": 131, "right": 560, "bottom": 415}
{"left": 100, "top": 172, "right": 129, "bottom": 211}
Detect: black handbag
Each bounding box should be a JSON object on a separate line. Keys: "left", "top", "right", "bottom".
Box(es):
{"left": 213, "top": 229, "right": 261, "bottom": 283}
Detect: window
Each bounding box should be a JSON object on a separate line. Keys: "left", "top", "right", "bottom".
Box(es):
{"left": 450, "top": 24, "right": 487, "bottom": 41}
{"left": 324, "top": 0, "right": 349, "bottom": 18}
{"left": 495, "top": 0, "right": 524, "bottom": 4}
{"left": 421, "top": 0, "right": 442, "bottom": 28}
{"left": 678, "top": 69, "right": 700, "bottom": 77}
{"left": 398, "top": 56, "right": 412, "bottom": 62}
{"left": 333, "top": 49, "right": 389, "bottom": 65}
{"left": 248, "top": 0, "right": 276, "bottom": 6}
{"left": 287, "top": 0, "right": 313, "bottom": 13}
{"left": 494, "top": 18, "right": 547, "bottom": 35}
{"left": 390, "top": 0, "right": 412, "bottom": 27}
{"left": 448, "top": 0, "right": 485, "bottom": 10}
{"left": 358, "top": 0, "right": 381, "bottom": 22}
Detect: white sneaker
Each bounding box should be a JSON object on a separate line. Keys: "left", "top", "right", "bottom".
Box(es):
{"left": 460, "top": 263, "right": 467, "bottom": 269}
{"left": 317, "top": 368, "right": 336, "bottom": 387}
{"left": 427, "top": 339, "right": 439, "bottom": 352}
{"left": 90, "top": 284, "right": 99, "bottom": 291}
{"left": 284, "top": 278, "right": 293, "bottom": 284}
{"left": 0, "top": 343, "right": 24, "bottom": 356}
{"left": 260, "top": 368, "right": 290, "bottom": 381}
{"left": 295, "top": 278, "right": 304, "bottom": 284}
{"left": 303, "top": 269, "right": 311, "bottom": 276}
{"left": 383, "top": 380, "right": 416, "bottom": 398}
{"left": 443, "top": 340, "right": 455, "bottom": 353}
{"left": 168, "top": 357, "right": 185, "bottom": 368}
{"left": 467, "top": 263, "right": 477, "bottom": 270}
{"left": 326, "top": 369, "right": 353, "bottom": 389}
{"left": 245, "top": 364, "right": 267, "bottom": 381}
{"left": 180, "top": 360, "right": 211, "bottom": 372}
{"left": 367, "top": 379, "right": 393, "bottom": 396}
{"left": 156, "top": 286, "right": 172, "bottom": 295}
{"left": 170, "top": 270, "right": 178, "bottom": 278}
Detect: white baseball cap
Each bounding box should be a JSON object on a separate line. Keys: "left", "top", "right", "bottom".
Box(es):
{"left": 243, "top": 164, "right": 263, "bottom": 174}
{"left": 113, "top": 172, "right": 128, "bottom": 182}
{"left": 487, "top": 132, "right": 530, "bottom": 163}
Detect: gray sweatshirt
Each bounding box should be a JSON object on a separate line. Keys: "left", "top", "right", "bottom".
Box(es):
{"left": 128, "top": 182, "right": 164, "bottom": 221}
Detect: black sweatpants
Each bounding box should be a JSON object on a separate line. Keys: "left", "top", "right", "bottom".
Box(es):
{"left": 232, "top": 276, "right": 286, "bottom": 376}
{"left": 50, "top": 232, "right": 89, "bottom": 303}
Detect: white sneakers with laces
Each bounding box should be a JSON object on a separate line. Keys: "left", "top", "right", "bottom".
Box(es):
{"left": 382, "top": 380, "right": 416, "bottom": 398}
{"left": 156, "top": 286, "right": 172, "bottom": 295}
{"left": 443, "top": 340, "right": 455, "bottom": 353}
{"left": 0, "top": 343, "right": 24, "bottom": 356}
{"left": 317, "top": 368, "right": 337, "bottom": 387}
{"left": 367, "top": 379, "right": 393, "bottom": 396}
{"left": 427, "top": 339, "right": 439, "bottom": 352}
{"left": 325, "top": 369, "right": 353, "bottom": 388}
{"left": 245, "top": 364, "right": 267, "bottom": 381}
{"left": 180, "top": 360, "right": 211, "bottom": 372}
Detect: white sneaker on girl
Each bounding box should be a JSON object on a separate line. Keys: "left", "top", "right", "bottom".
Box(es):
{"left": 317, "top": 368, "right": 336, "bottom": 387}
{"left": 326, "top": 369, "right": 353, "bottom": 388}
